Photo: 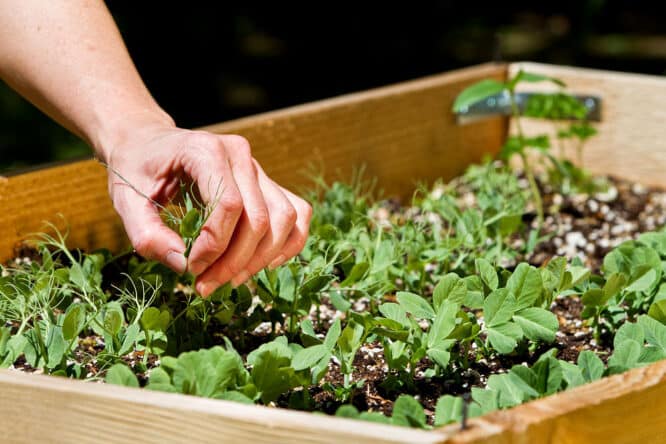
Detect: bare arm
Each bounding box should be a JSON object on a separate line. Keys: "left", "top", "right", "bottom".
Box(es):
{"left": 0, "top": 0, "right": 311, "bottom": 295}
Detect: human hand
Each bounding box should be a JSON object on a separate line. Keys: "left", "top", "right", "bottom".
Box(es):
{"left": 105, "top": 123, "right": 312, "bottom": 297}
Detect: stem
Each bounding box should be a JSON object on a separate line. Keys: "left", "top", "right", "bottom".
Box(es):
{"left": 520, "top": 152, "right": 544, "bottom": 229}
{"left": 576, "top": 140, "right": 584, "bottom": 168}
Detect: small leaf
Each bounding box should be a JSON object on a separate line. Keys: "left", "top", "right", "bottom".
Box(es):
{"left": 614, "top": 322, "right": 644, "bottom": 349}
{"left": 391, "top": 395, "right": 427, "bottom": 428}
{"left": 106, "top": 363, "right": 139, "bottom": 387}
{"left": 433, "top": 273, "right": 467, "bottom": 308}
{"left": 62, "top": 303, "right": 87, "bottom": 341}
{"left": 452, "top": 79, "right": 506, "bottom": 112}
{"left": 513, "top": 308, "right": 558, "bottom": 343}
{"left": 292, "top": 344, "right": 330, "bottom": 371}
{"left": 396, "top": 292, "right": 435, "bottom": 320}
{"left": 507, "top": 263, "right": 542, "bottom": 310}
{"left": 434, "top": 395, "right": 462, "bottom": 426}
{"left": 324, "top": 319, "right": 342, "bottom": 350}
{"left": 427, "top": 347, "right": 451, "bottom": 368}
{"left": 340, "top": 262, "right": 369, "bottom": 286}
{"left": 487, "top": 322, "right": 523, "bottom": 354}
{"left": 484, "top": 289, "right": 516, "bottom": 327}
{"left": 476, "top": 258, "right": 498, "bottom": 291}
{"left": 577, "top": 350, "right": 605, "bottom": 382}
{"left": 180, "top": 208, "right": 202, "bottom": 238}
{"left": 648, "top": 300, "right": 666, "bottom": 324}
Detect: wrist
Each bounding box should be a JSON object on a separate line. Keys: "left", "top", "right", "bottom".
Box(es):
{"left": 91, "top": 107, "right": 176, "bottom": 165}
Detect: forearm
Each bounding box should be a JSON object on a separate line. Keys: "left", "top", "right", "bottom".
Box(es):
{"left": 0, "top": 0, "right": 173, "bottom": 162}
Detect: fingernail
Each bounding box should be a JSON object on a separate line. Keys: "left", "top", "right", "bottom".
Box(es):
{"left": 197, "top": 280, "right": 220, "bottom": 297}
{"left": 231, "top": 270, "right": 250, "bottom": 288}
{"left": 166, "top": 251, "right": 187, "bottom": 274}
{"left": 268, "top": 254, "right": 287, "bottom": 270}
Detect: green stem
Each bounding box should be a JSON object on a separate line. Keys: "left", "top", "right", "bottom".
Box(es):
{"left": 520, "top": 152, "right": 543, "bottom": 229}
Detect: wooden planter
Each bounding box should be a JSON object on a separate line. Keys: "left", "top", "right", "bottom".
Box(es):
{"left": 1, "top": 62, "right": 665, "bottom": 443}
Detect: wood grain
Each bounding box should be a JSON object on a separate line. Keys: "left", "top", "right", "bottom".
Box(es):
{"left": 0, "top": 63, "right": 507, "bottom": 263}
{"left": 0, "top": 370, "right": 453, "bottom": 444}
{"left": 202, "top": 63, "right": 507, "bottom": 198}
{"left": 439, "top": 357, "right": 666, "bottom": 444}
{"left": 0, "top": 159, "right": 127, "bottom": 263}
{"left": 508, "top": 62, "right": 666, "bottom": 188}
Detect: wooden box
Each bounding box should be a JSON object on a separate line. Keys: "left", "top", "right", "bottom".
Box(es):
{"left": 1, "top": 62, "right": 665, "bottom": 443}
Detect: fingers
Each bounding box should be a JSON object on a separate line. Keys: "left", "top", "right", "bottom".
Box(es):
{"left": 267, "top": 185, "right": 313, "bottom": 269}
{"left": 197, "top": 165, "right": 297, "bottom": 292}
{"left": 184, "top": 135, "right": 248, "bottom": 275}
{"left": 111, "top": 179, "right": 188, "bottom": 273}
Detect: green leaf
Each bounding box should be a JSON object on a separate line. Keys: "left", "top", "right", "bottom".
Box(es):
{"left": 508, "top": 70, "right": 566, "bottom": 90}
{"left": 292, "top": 344, "right": 330, "bottom": 371}
{"left": 452, "top": 79, "right": 506, "bottom": 112}
{"left": 487, "top": 372, "right": 537, "bottom": 408}
{"left": 614, "top": 322, "right": 644, "bottom": 349}
{"left": 608, "top": 339, "right": 641, "bottom": 372}
{"left": 434, "top": 395, "right": 462, "bottom": 426}
{"left": 433, "top": 273, "right": 467, "bottom": 308}
{"left": 506, "top": 263, "right": 542, "bottom": 310}
{"left": 140, "top": 307, "right": 170, "bottom": 332}
{"left": 487, "top": 322, "right": 523, "bottom": 354}
{"left": 324, "top": 319, "right": 342, "bottom": 350}
{"left": 329, "top": 290, "right": 352, "bottom": 312}
{"left": 602, "top": 272, "right": 628, "bottom": 299}
{"left": 427, "top": 347, "right": 452, "bottom": 368}
{"left": 531, "top": 355, "right": 563, "bottom": 395}
{"left": 559, "top": 360, "right": 585, "bottom": 388}
{"left": 469, "top": 387, "right": 499, "bottom": 417}
{"left": 428, "top": 300, "right": 458, "bottom": 347}
{"left": 378, "top": 303, "right": 410, "bottom": 328}
{"left": 180, "top": 208, "right": 202, "bottom": 238}
{"left": 484, "top": 289, "right": 516, "bottom": 327}
{"left": 340, "top": 262, "right": 369, "bottom": 286}
{"left": 391, "top": 395, "right": 427, "bottom": 428}
{"left": 581, "top": 288, "right": 607, "bottom": 307}
{"left": 335, "top": 404, "right": 360, "bottom": 418}
{"left": 476, "top": 258, "right": 498, "bottom": 291}
{"left": 62, "top": 303, "right": 87, "bottom": 341}
{"left": 577, "top": 350, "right": 605, "bottom": 382}
{"left": 396, "top": 292, "right": 435, "bottom": 320}
{"left": 513, "top": 308, "right": 558, "bottom": 342}
{"left": 638, "top": 315, "right": 666, "bottom": 352}
{"left": 106, "top": 363, "right": 139, "bottom": 388}
{"left": 649, "top": 300, "right": 666, "bottom": 324}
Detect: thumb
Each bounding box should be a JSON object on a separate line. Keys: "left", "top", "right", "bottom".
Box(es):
{"left": 112, "top": 182, "right": 188, "bottom": 273}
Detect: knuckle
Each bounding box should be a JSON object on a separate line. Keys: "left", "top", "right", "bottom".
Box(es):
{"left": 224, "top": 135, "right": 252, "bottom": 159}
{"left": 220, "top": 193, "right": 243, "bottom": 213}
{"left": 250, "top": 208, "right": 270, "bottom": 235}
{"left": 186, "top": 132, "right": 220, "bottom": 152}
{"left": 279, "top": 202, "right": 298, "bottom": 227}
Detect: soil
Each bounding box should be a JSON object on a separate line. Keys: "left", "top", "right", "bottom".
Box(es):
{"left": 6, "top": 173, "right": 666, "bottom": 425}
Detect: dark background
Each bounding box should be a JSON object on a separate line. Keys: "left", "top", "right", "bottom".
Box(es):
{"left": 1, "top": 1, "right": 665, "bottom": 172}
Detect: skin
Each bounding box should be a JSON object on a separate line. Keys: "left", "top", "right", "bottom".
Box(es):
{"left": 0, "top": 0, "right": 312, "bottom": 296}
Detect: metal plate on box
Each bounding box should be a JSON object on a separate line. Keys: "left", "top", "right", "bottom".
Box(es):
{"left": 456, "top": 92, "right": 602, "bottom": 125}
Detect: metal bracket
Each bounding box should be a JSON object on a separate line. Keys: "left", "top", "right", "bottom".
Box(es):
{"left": 455, "top": 92, "right": 602, "bottom": 125}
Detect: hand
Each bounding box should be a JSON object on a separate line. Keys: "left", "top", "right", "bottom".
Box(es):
{"left": 105, "top": 123, "right": 312, "bottom": 297}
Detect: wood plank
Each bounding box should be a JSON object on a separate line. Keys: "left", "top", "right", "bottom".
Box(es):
{"left": 0, "top": 370, "right": 453, "bottom": 444}
{"left": 508, "top": 62, "right": 666, "bottom": 188}
{"left": 0, "top": 159, "right": 127, "bottom": 263}
{"left": 0, "top": 63, "right": 507, "bottom": 263}
{"left": 202, "top": 63, "right": 507, "bottom": 198}
{"left": 438, "top": 357, "right": 666, "bottom": 444}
